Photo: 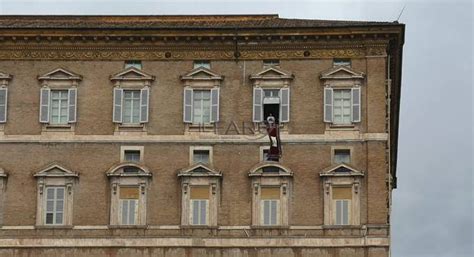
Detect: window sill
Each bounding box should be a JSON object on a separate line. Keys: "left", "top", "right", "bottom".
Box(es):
{"left": 322, "top": 225, "right": 362, "bottom": 229}
{"left": 185, "top": 123, "right": 217, "bottom": 134}
{"left": 118, "top": 123, "right": 144, "bottom": 128}
{"left": 114, "top": 123, "right": 147, "bottom": 135}
{"left": 41, "top": 123, "right": 75, "bottom": 134}
{"left": 108, "top": 225, "right": 148, "bottom": 229}
{"left": 251, "top": 225, "right": 290, "bottom": 229}
{"left": 35, "top": 225, "right": 74, "bottom": 229}
{"left": 180, "top": 225, "right": 218, "bottom": 229}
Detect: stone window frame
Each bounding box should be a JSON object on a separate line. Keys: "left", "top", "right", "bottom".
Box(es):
{"left": 110, "top": 67, "right": 155, "bottom": 135}
{"left": 37, "top": 68, "right": 82, "bottom": 134}
{"left": 331, "top": 146, "right": 354, "bottom": 165}
{"left": 180, "top": 67, "right": 223, "bottom": 133}
{"left": 259, "top": 145, "right": 271, "bottom": 162}
{"left": 106, "top": 163, "right": 152, "bottom": 227}
{"left": 34, "top": 164, "right": 79, "bottom": 228}
{"left": 178, "top": 163, "right": 222, "bottom": 227}
{"left": 0, "top": 168, "right": 8, "bottom": 227}
{"left": 120, "top": 146, "right": 145, "bottom": 163}
{"left": 320, "top": 163, "right": 364, "bottom": 227}
{"left": 249, "top": 67, "right": 294, "bottom": 133}
{"left": 189, "top": 146, "right": 213, "bottom": 166}
{"left": 0, "top": 72, "right": 12, "bottom": 134}
{"left": 248, "top": 162, "right": 293, "bottom": 227}
{"left": 320, "top": 66, "right": 365, "bottom": 131}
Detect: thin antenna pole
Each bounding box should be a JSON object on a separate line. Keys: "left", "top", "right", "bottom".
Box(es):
{"left": 396, "top": 5, "right": 406, "bottom": 22}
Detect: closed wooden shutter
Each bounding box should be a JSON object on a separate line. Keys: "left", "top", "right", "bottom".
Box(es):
{"left": 140, "top": 86, "right": 149, "bottom": 123}
{"left": 113, "top": 87, "right": 123, "bottom": 123}
{"left": 279, "top": 87, "right": 290, "bottom": 122}
{"left": 253, "top": 87, "right": 263, "bottom": 122}
{"left": 210, "top": 87, "right": 220, "bottom": 122}
{"left": 183, "top": 87, "right": 193, "bottom": 123}
{"left": 0, "top": 88, "right": 7, "bottom": 123}
{"left": 67, "top": 88, "right": 77, "bottom": 123}
{"left": 39, "top": 87, "right": 50, "bottom": 123}
{"left": 324, "top": 87, "right": 333, "bottom": 123}
{"left": 351, "top": 87, "right": 361, "bottom": 122}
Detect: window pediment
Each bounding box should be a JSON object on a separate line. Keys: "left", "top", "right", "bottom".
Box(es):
{"left": 178, "top": 163, "right": 222, "bottom": 178}
{"left": 110, "top": 67, "right": 155, "bottom": 84}
{"left": 181, "top": 67, "right": 223, "bottom": 82}
{"left": 320, "top": 66, "right": 364, "bottom": 81}
{"left": 106, "top": 163, "right": 152, "bottom": 177}
{"left": 34, "top": 164, "right": 79, "bottom": 178}
{"left": 38, "top": 68, "right": 82, "bottom": 82}
{"left": 248, "top": 162, "right": 293, "bottom": 177}
{"left": 250, "top": 67, "right": 294, "bottom": 81}
{"left": 320, "top": 163, "right": 364, "bottom": 178}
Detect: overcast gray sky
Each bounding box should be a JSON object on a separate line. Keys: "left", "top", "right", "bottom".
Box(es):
{"left": 0, "top": 1, "right": 472, "bottom": 256}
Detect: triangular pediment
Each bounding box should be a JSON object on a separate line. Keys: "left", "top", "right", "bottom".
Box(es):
{"left": 249, "top": 67, "right": 294, "bottom": 80}
{"left": 320, "top": 163, "right": 364, "bottom": 177}
{"left": 34, "top": 164, "right": 79, "bottom": 178}
{"left": 178, "top": 163, "right": 222, "bottom": 177}
{"left": 0, "top": 71, "right": 12, "bottom": 80}
{"left": 320, "top": 66, "right": 364, "bottom": 80}
{"left": 110, "top": 67, "right": 155, "bottom": 81}
{"left": 38, "top": 68, "right": 82, "bottom": 81}
{"left": 180, "top": 67, "right": 223, "bottom": 81}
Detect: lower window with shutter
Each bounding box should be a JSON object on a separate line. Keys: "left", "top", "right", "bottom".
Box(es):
{"left": 260, "top": 187, "right": 280, "bottom": 226}
{"left": 119, "top": 187, "right": 140, "bottom": 225}
{"left": 44, "top": 187, "right": 65, "bottom": 225}
{"left": 332, "top": 187, "right": 352, "bottom": 225}
{"left": 190, "top": 186, "right": 209, "bottom": 225}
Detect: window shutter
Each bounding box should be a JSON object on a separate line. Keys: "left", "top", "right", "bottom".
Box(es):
{"left": 113, "top": 87, "right": 123, "bottom": 123}
{"left": 351, "top": 87, "right": 361, "bottom": 122}
{"left": 279, "top": 87, "right": 290, "bottom": 122}
{"left": 0, "top": 88, "right": 7, "bottom": 123}
{"left": 140, "top": 86, "right": 149, "bottom": 123}
{"left": 210, "top": 87, "right": 220, "bottom": 123}
{"left": 39, "top": 87, "right": 50, "bottom": 123}
{"left": 252, "top": 87, "right": 263, "bottom": 122}
{"left": 67, "top": 88, "right": 77, "bottom": 123}
{"left": 323, "top": 87, "right": 333, "bottom": 123}
{"left": 183, "top": 87, "right": 193, "bottom": 123}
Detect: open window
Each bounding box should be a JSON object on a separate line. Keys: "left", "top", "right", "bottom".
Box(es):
{"left": 249, "top": 67, "right": 293, "bottom": 129}
{"left": 106, "top": 163, "right": 152, "bottom": 226}
{"left": 248, "top": 162, "right": 293, "bottom": 226}
{"left": 34, "top": 164, "right": 79, "bottom": 227}
{"left": 320, "top": 66, "right": 364, "bottom": 128}
{"left": 110, "top": 67, "right": 155, "bottom": 134}
{"left": 178, "top": 163, "right": 222, "bottom": 227}
{"left": 320, "top": 163, "right": 364, "bottom": 226}
{"left": 37, "top": 68, "right": 82, "bottom": 133}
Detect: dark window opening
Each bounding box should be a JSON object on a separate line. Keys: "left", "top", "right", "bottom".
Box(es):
{"left": 123, "top": 167, "right": 140, "bottom": 173}
{"left": 335, "top": 167, "right": 351, "bottom": 173}
{"left": 262, "top": 166, "right": 280, "bottom": 173}
{"left": 264, "top": 104, "right": 279, "bottom": 124}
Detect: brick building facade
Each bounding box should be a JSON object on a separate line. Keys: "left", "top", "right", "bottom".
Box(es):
{"left": 0, "top": 15, "right": 405, "bottom": 257}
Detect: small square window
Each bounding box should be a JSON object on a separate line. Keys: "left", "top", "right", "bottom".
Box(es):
{"left": 124, "top": 60, "right": 142, "bottom": 70}
{"left": 263, "top": 59, "right": 280, "bottom": 68}
{"left": 193, "top": 150, "right": 210, "bottom": 165}
{"left": 193, "top": 60, "right": 210, "bottom": 69}
{"left": 333, "top": 58, "right": 351, "bottom": 67}
{"left": 334, "top": 149, "right": 351, "bottom": 164}
{"left": 124, "top": 150, "right": 141, "bottom": 162}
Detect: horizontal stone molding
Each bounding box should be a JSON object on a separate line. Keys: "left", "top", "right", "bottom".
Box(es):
{"left": 0, "top": 237, "right": 389, "bottom": 248}
{"left": 0, "top": 133, "right": 388, "bottom": 144}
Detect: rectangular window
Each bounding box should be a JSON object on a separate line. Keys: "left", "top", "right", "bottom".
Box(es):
{"left": 192, "top": 90, "right": 211, "bottom": 124}
{"left": 193, "top": 60, "right": 210, "bottom": 69}
{"left": 332, "top": 187, "right": 352, "bottom": 225}
{"left": 190, "top": 186, "right": 209, "bottom": 225}
{"left": 263, "top": 89, "right": 280, "bottom": 123}
{"left": 119, "top": 187, "right": 139, "bottom": 225}
{"left": 50, "top": 90, "right": 69, "bottom": 124}
{"left": 334, "top": 149, "right": 351, "bottom": 164}
{"left": 124, "top": 150, "right": 141, "bottom": 162}
{"left": 45, "top": 187, "right": 65, "bottom": 225}
{"left": 193, "top": 150, "right": 210, "bottom": 165}
{"left": 333, "top": 89, "right": 352, "bottom": 124}
{"left": 125, "top": 60, "right": 142, "bottom": 70}
{"left": 122, "top": 90, "right": 141, "bottom": 124}
{"left": 263, "top": 59, "right": 280, "bottom": 68}
{"left": 333, "top": 58, "right": 351, "bottom": 67}
{"left": 260, "top": 187, "right": 280, "bottom": 225}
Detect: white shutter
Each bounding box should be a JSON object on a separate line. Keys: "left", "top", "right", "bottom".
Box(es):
{"left": 351, "top": 87, "right": 361, "bottom": 122}
{"left": 252, "top": 87, "right": 263, "bottom": 122}
{"left": 279, "top": 87, "right": 290, "bottom": 122}
{"left": 39, "top": 87, "right": 50, "bottom": 123}
{"left": 140, "top": 86, "right": 150, "bottom": 123}
{"left": 0, "top": 88, "right": 7, "bottom": 123}
{"left": 113, "top": 88, "right": 123, "bottom": 123}
{"left": 210, "top": 87, "right": 220, "bottom": 123}
{"left": 183, "top": 87, "right": 193, "bottom": 123}
{"left": 67, "top": 88, "right": 77, "bottom": 123}
{"left": 323, "top": 87, "right": 333, "bottom": 123}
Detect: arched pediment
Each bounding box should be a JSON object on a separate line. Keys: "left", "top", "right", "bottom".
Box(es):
{"left": 34, "top": 163, "right": 79, "bottom": 178}
{"left": 248, "top": 162, "right": 293, "bottom": 177}
{"left": 178, "top": 163, "right": 222, "bottom": 177}
{"left": 249, "top": 67, "right": 294, "bottom": 81}
{"left": 38, "top": 68, "right": 82, "bottom": 81}
{"left": 320, "top": 66, "right": 364, "bottom": 81}
{"left": 180, "top": 67, "right": 223, "bottom": 82}
{"left": 320, "top": 163, "right": 364, "bottom": 177}
{"left": 106, "top": 162, "right": 152, "bottom": 177}
{"left": 110, "top": 67, "right": 155, "bottom": 82}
